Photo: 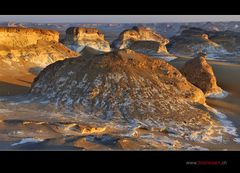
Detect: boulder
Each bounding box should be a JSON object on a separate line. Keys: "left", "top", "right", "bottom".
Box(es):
{"left": 181, "top": 52, "right": 223, "bottom": 97}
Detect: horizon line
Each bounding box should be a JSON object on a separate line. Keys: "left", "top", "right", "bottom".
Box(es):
{"left": 1, "top": 20, "right": 240, "bottom": 24}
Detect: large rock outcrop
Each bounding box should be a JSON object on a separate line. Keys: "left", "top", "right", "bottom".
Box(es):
{"left": 181, "top": 52, "right": 223, "bottom": 97}
{"left": 0, "top": 27, "right": 79, "bottom": 86}
{"left": 111, "top": 26, "right": 176, "bottom": 61}
{"left": 0, "top": 27, "right": 59, "bottom": 48}
{"left": 31, "top": 49, "right": 209, "bottom": 122}
{"left": 64, "top": 27, "right": 111, "bottom": 52}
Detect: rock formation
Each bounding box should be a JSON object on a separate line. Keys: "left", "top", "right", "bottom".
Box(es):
{"left": 0, "top": 27, "right": 59, "bottom": 48}
{"left": 111, "top": 26, "right": 169, "bottom": 49}
{"left": 64, "top": 27, "right": 111, "bottom": 52}
{"left": 210, "top": 30, "right": 240, "bottom": 55}
{"left": 111, "top": 26, "right": 176, "bottom": 61}
{"left": 168, "top": 27, "right": 230, "bottom": 58}
{"left": 0, "top": 27, "right": 79, "bottom": 86}
{"left": 181, "top": 52, "right": 223, "bottom": 97}
{"left": 30, "top": 49, "right": 210, "bottom": 123}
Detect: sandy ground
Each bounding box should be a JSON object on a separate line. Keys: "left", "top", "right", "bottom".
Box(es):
{"left": 0, "top": 73, "right": 35, "bottom": 96}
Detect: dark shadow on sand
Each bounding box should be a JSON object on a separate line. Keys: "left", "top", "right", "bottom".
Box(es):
{"left": 17, "top": 79, "right": 32, "bottom": 85}
{"left": 0, "top": 81, "right": 30, "bottom": 96}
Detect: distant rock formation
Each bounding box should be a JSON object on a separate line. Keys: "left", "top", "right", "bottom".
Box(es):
{"left": 181, "top": 52, "right": 223, "bottom": 97}
{"left": 31, "top": 49, "right": 209, "bottom": 123}
{"left": 111, "top": 26, "right": 169, "bottom": 50}
{"left": 7, "top": 22, "right": 26, "bottom": 28}
{"left": 0, "top": 27, "right": 79, "bottom": 84}
{"left": 168, "top": 27, "right": 231, "bottom": 58}
{"left": 210, "top": 30, "right": 240, "bottom": 54}
{"left": 64, "top": 27, "right": 111, "bottom": 52}
{"left": 111, "top": 26, "right": 176, "bottom": 61}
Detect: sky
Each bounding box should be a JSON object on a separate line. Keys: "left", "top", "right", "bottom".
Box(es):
{"left": 0, "top": 15, "right": 240, "bottom": 23}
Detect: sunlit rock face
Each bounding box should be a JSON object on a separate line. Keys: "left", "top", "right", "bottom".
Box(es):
{"left": 31, "top": 49, "right": 209, "bottom": 122}
{"left": 168, "top": 27, "right": 230, "bottom": 58}
{"left": 64, "top": 27, "right": 111, "bottom": 52}
{"left": 111, "top": 26, "right": 176, "bottom": 61}
{"left": 0, "top": 27, "right": 59, "bottom": 48}
{"left": 0, "top": 27, "right": 79, "bottom": 77}
{"left": 181, "top": 52, "right": 223, "bottom": 97}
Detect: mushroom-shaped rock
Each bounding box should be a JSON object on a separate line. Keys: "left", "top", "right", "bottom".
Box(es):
{"left": 111, "top": 26, "right": 176, "bottom": 61}
{"left": 64, "top": 27, "right": 111, "bottom": 52}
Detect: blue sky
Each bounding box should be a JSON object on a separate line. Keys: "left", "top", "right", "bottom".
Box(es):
{"left": 0, "top": 15, "right": 240, "bottom": 23}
